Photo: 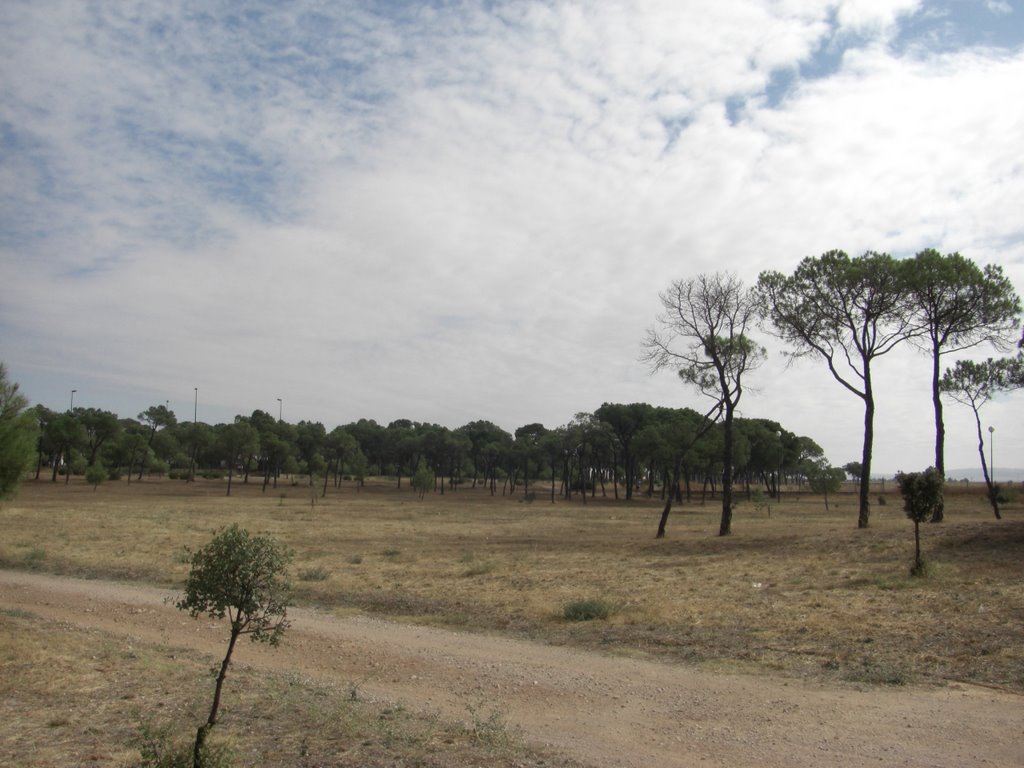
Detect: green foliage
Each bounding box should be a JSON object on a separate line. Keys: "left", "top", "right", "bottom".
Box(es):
{"left": 131, "top": 719, "right": 233, "bottom": 768}
{"left": 177, "top": 524, "right": 292, "bottom": 645}
{"left": 85, "top": 462, "right": 107, "bottom": 490}
{"left": 896, "top": 467, "right": 943, "bottom": 577}
{"left": 411, "top": 460, "right": 433, "bottom": 498}
{"left": 563, "top": 598, "right": 615, "bottom": 622}
{"left": 0, "top": 363, "right": 38, "bottom": 499}
{"left": 896, "top": 468, "right": 944, "bottom": 524}
{"left": 994, "top": 485, "right": 1017, "bottom": 504}
{"left": 177, "top": 525, "right": 292, "bottom": 766}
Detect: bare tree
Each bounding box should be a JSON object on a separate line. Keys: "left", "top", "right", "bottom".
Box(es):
{"left": 643, "top": 272, "right": 765, "bottom": 536}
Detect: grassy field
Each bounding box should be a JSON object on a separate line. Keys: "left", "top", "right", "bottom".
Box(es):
{"left": 0, "top": 609, "right": 567, "bottom": 767}
{"left": 4, "top": 476, "right": 1022, "bottom": 689}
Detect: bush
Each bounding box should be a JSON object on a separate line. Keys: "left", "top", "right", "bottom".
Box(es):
{"left": 131, "top": 718, "right": 234, "bottom": 768}
{"left": 297, "top": 566, "right": 329, "bottom": 582}
{"left": 563, "top": 598, "right": 615, "bottom": 622}
{"left": 994, "top": 485, "right": 1017, "bottom": 504}
{"left": 85, "top": 463, "right": 106, "bottom": 490}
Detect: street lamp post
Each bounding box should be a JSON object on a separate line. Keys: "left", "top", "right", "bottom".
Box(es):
{"left": 277, "top": 398, "right": 283, "bottom": 422}
{"left": 70, "top": 389, "right": 77, "bottom": 411}
{"left": 194, "top": 388, "right": 198, "bottom": 424}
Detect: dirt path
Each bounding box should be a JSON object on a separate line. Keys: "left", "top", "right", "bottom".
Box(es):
{"left": 2, "top": 570, "right": 1021, "bottom": 768}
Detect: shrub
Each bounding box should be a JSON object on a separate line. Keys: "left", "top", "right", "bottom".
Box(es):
{"left": 994, "top": 485, "right": 1017, "bottom": 504}
{"left": 297, "top": 566, "right": 329, "bottom": 582}
{"left": 563, "top": 598, "right": 615, "bottom": 622}
{"left": 896, "top": 468, "right": 943, "bottom": 578}
{"left": 131, "top": 718, "right": 234, "bottom": 768}
{"left": 85, "top": 463, "right": 106, "bottom": 490}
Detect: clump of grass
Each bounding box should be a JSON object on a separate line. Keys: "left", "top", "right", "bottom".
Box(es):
{"left": 132, "top": 718, "right": 234, "bottom": 768}
{"left": 909, "top": 558, "right": 935, "bottom": 579}
{"left": 347, "top": 554, "right": 364, "bottom": 565}
{"left": 459, "top": 553, "right": 495, "bottom": 577}
{"left": 464, "top": 699, "right": 518, "bottom": 751}
{"left": 844, "top": 661, "right": 909, "bottom": 686}
{"left": 24, "top": 546, "right": 46, "bottom": 565}
{"left": 563, "top": 598, "right": 615, "bottom": 622}
{"left": 382, "top": 548, "right": 401, "bottom": 559}
{"left": 463, "top": 561, "right": 495, "bottom": 577}
{"left": 298, "top": 566, "right": 330, "bottom": 582}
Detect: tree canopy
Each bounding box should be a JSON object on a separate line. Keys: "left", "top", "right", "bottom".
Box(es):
{"left": 757, "top": 250, "right": 917, "bottom": 528}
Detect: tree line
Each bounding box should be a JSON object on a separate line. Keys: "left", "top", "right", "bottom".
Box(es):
{"left": 19, "top": 396, "right": 831, "bottom": 512}
{"left": 2, "top": 249, "right": 1021, "bottom": 536}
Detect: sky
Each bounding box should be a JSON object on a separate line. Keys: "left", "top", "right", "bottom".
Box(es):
{"left": 2, "top": 0, "right": 1023, "bottom": 477}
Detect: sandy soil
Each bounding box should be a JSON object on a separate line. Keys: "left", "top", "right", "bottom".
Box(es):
{"left": 2, "top": 569, "right": 1022, "bottom": 768}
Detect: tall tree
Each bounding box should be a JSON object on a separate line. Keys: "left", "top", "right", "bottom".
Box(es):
{"left": 0, "top": 364, "right": 39, "bottom": 499}
{"left": 939, "top": 357, "right": 1022, "bottom": 519}
{"left": 758, "top": 251, "right": 916, "bottom": 528}
{"left": 513, "top": 422, "right": 548, "bottom": 499}
{"left": 594, "top": 403, "right": 655, "bottom": 501}
{"left": 644, "top": 272, "right": 765, "bottom": 535}
{"left": 75, "top": 407, "right": 122, "bottom": 467}
{"left": 216, "top": 420, "right": 259, "bottom": 496}
{"left": 137, "top": 404, "right": 177, "bottom": 480}
{"left": 905, "top": 250, "right": 1020, "bottom": 520}
{"left": 294, "top": 421, "right": 327, "bottom": 485}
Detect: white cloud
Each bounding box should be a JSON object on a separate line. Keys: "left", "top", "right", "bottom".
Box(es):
{"left": 1, "top": 0, "right": 1022, "bottom": 473}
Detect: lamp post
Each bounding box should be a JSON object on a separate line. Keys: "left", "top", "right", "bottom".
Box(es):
{"left": 277, "top": 398, "right": 283, "bottom": 422}
{"left": 70, "top": 389, "right": 77, "bottom": 411}
{"left": 193, "top": 388, "right": 198, "bottom": 424}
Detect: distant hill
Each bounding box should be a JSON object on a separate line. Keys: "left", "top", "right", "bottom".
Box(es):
{"left": 945, "top": 467, "right": 1024, "bottom": 483}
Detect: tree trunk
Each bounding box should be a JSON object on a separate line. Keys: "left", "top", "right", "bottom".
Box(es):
{"left": 719, "top": 403, "right": 735, "bottom": 536}
{"left": 857, "top": 388, "right": 874, "bottom": 529}
{"left": 930, "top": 346, "right": 946, "bottom": 522}
{"left": 974, "top": 411, "right": 1001, "bottom": 519}
{"left": 194, "top": 626, "right": 240, "bottom": 768}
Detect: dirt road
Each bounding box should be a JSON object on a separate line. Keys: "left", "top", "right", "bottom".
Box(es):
{"left": 2, "top": 570, "right": 1021, "bottom": 767}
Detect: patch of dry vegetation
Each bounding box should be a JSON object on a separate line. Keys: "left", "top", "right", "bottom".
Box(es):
{"left": 0, "top": 610, "right": 571, "bottom": 767}
{"left": 2, "top": 476, "right": 1023, "bottom": 696}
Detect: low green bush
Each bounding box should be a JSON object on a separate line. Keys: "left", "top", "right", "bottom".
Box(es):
{"left": 563, "top": 598, "right": 615, "bottom": 622}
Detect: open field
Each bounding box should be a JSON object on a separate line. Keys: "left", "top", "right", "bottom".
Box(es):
{"left": 3, "top": 476, "right": 1022, "bottom": 692}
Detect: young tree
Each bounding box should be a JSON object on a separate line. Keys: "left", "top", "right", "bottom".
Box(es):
{"left": 896, "top": 468, "right": 944, "bottom": 576}
{"left": 0, "top": 364, "right": 39, "bottom": 500}
{"left": 85, "top": 461, "right": 106, "bottom": 490}
{"left": 176, "top": 525, "right": 292, "bottom": 768}
{"left": 758, "top": 251, "right": 916, "bottom": 529}
{"left": 905, "top": 250, "right": 1020, "bottom": 520}
{"left": 411, "top": 459, "right": 433, "bottom": 499}
{"left": 804, "top": 459, "right": 845, "bottom": 511}
{"left": 939, "top": 358, "right": 1021, "bottom": 519}
{"left": 644, "top": 272, "right": 765, "bottom": 535}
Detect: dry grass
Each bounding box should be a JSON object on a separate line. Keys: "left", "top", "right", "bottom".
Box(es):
{"left": 0, "top": 608, "right": 573, "bottom": 767}
{"left": 2, "top": 475, "right": 1023, "bottom": 699}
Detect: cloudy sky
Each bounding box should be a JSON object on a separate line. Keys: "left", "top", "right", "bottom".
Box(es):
{"left": 2, "top": 0, "right": 1022, "bottom": 476}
